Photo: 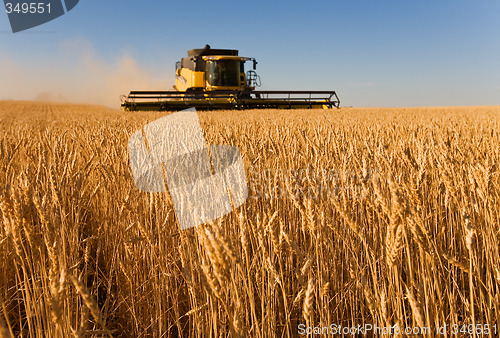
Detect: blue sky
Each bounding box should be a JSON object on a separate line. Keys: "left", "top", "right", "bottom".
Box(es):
{"left": 1, "top": 0, "right": 499, "bottom": 107}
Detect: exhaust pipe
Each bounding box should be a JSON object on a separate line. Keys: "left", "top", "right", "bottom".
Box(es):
{"left": 199, "top": 44, "right": 211, "bottom": 56}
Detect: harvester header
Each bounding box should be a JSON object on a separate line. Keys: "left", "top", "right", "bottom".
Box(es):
{"left": 121, "top": 44, "right": 340, "bottom": 111}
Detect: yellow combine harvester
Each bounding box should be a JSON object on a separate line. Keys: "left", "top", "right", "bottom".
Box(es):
{"left": 121, "top": 45, "right": 340, "bottom": 111}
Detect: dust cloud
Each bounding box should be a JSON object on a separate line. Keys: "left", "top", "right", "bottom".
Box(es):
{"left": 0, "top": 38, "right": 172, "bottom": 109}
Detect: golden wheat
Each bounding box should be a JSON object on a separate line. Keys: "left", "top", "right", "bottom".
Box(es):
{"left": 1, "top": 101, "right": 500, "bottom": 336}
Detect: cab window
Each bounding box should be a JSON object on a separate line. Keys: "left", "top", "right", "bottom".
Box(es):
{"left": 206, "top": 60, "right": 240, "bottom": 87}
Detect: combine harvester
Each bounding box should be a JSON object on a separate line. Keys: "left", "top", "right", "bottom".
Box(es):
{"left": 121, "top": 45, "right": 340, "bottom": 111}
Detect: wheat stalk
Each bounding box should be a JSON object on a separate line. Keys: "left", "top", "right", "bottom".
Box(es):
{"left": 68, "top": 274, "right": 108, "bottom": 334}
{"left": 303, "top": 277, "right": 315, "bottom": 323}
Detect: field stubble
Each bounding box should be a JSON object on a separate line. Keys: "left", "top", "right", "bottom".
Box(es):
{"left": 1, "top": 101, "right": 500, "bottom": 336}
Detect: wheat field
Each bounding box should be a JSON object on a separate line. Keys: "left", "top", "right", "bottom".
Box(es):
{"left": 1, "top": 101, "right": 500, "bottom": 337}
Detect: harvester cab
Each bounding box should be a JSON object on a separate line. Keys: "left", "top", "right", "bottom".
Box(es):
{"left": 173, "top": 45, "right": 259, "bottom": 92}
{"left": 121, "top": 44, "right": 340, "bottom": 111}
